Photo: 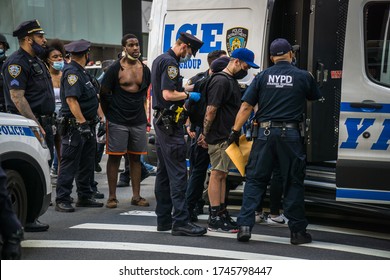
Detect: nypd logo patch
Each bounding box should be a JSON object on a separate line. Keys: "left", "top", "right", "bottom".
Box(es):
{"left": 8, "top": 64, "right": 21, "bottom": 78}
{"left": 226, "top": 27, "right": 248, "bottom": 56}
{"left": 67, "top": 74, "right": 78, "bottom": 86}
{"left": 167, "top": 66, "right": 178, "bottom": 80}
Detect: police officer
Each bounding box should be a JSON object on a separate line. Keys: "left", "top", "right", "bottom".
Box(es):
{"left": 229, "top": 38, "right": 322, "bottom": 244}
{"left": 0, "top": 166, "right": 24, "bottom": 259}
{"left": 55, "top": 39, "right": 103, "bottom": 212}
{"left": 1, "top": 19, "right": 54, "bottom": 232}
{"left": 151, "top": 32, "right": 206, "bottom": 236}
{"left": 0, "top": 33, "right": 10, "bottom": 112}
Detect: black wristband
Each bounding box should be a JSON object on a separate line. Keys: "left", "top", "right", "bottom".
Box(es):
{"left": 185, "top": 91, "right": 189, "bottom": 99}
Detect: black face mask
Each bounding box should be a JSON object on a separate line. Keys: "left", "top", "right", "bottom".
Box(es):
{"left": 233, "top": 69, "right": 248, "bottom": 80}
{"left": 31, "top": 40, "right": 45, "bottom": 56}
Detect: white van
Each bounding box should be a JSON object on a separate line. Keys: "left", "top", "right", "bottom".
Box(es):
{"left": 148, "top": 0, "right": 390, "bottom": 215}
{"left": 0, "top": 113, "right": 51, "bottom": 225}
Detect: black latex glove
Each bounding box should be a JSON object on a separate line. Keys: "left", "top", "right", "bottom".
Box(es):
{"left": 78, "top": 122, "right": 92, "bottom": 140}
{"left": 227, "top": 129, "right": 240, "bottom": 146}
{"left": 97, "top": 122, "right": 106, "bottom": 137}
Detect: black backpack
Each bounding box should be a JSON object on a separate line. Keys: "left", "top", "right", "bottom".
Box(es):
{"left": 187, "top": 72, "right": 234, "bottom": 128}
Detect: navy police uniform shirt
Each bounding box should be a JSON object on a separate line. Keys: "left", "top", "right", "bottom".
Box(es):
{"left": 60, "top": 60, "right": 98, "bottom": 120}
{"left": 151, "top": 48, "right": 184, "bottom": 110}
{"left": 243, "top": 61, "right": 321, "bottom": 123}
{"left": 2, "top": 48, "right": 55, "bottom": 115}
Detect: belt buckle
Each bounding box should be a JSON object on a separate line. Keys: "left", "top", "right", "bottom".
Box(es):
{"left": 263, "top": 121, "right": 271, "bottom": 136}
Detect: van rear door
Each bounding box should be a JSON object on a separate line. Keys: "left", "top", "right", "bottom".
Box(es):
{"left": 336, "top": 0, "right": 390, "bottom": 204}
{"left": 149, "top": 0, "right": 268, "bottom": 82}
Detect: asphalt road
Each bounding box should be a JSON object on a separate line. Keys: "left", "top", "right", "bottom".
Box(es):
{"left": 20, "top": 155, "right": 390, "bottom": 261}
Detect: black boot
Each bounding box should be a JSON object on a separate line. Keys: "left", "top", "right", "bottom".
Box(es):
{"left": 237, "top": 226, "right": 251, "bottom": 242}
{"left": 290, "top": 230, "right": 312, "bottom": 245}
{"left": 1, "top": 229, "right": 24, "bottom": 260}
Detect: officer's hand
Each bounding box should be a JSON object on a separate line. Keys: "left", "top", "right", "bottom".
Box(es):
{"left": 97, "top": 122, "right": 106, "bottom": 137}
{"left": 78, "top": 122, "right": 92, "bottom": 140}
{"left": 227, "top": 129, "right": 241, "bottom": 146}
{"left": 188, "top": 92, "right": 201, "bottom": 102}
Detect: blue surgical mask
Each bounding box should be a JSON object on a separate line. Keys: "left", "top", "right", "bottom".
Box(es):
{"left": 52, "top": 61, "right": 64, "bottom": 71}
{"left": 180, "top": 53, "right": 192, "bottom": 63}
{"left": 0, "top": 49, "right": 4, "bottom": 58}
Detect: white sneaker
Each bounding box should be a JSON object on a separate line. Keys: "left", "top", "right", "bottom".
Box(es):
{"left": 267, "top": 214, "right": 288, "bottom": 226}
{"left": 255, "top": 211, "right": 265, "bottom": 223}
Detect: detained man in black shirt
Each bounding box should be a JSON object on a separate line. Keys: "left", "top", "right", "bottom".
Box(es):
{"left": 197, "top": 48, "right": 259, "bottom": 233}
{"left": 100, "top": 34, "right": 151, "bottom": 209}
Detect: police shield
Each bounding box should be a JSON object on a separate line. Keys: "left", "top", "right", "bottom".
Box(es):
{"left": 226, "top": 27, "right": 249, "bottom": 56}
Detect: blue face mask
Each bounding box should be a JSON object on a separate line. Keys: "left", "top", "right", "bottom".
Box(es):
{"left": 52, "top": 61, "right": 64, "bottom": 71}
{"left": 31, "top": 40, "right": 45, "bottom": 56}
{"left": 0, "top": 49, "right": 5, "bottom": 58}
{"left": 180, "top": 53, "right": 192, "bottom": 63}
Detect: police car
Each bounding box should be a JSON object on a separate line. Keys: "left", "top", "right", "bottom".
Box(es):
{"left": 0, "top": 112, "right": 51, "bottom": 225}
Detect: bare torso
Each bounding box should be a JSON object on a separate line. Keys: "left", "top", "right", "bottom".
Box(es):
{"left": 118, "top": 58, "right": 144, "bottom": 93}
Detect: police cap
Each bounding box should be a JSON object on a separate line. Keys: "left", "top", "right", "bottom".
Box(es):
{"left": 64, "top": 39, "right": 91, "bottom": 54}
{"left": 179, "top": 32, "right": 204, "bottom": 57}
{"left": 0, "top": 33, "right": 10, "bottom": 50}
{"left": 13, "top": 19, "right": 45, "bottom": 39}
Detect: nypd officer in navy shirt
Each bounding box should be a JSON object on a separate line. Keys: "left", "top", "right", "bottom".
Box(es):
{"left": 55, "top": 39, "right": 103, "bottom": 212}
{"left": 1, "top": 19, "right": 54, "bottom": 232}
{"left": 229, "top": 38, "right": 322, "bottom": 244}
{"left": 151, "top": 32, "right": 207, "bottom": 236}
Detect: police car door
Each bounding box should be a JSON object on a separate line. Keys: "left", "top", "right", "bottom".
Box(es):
{"left": 336, "top": 0, "right": 390, "bottom": 205}
{"left": 155, "top": 0, "right": 268, "bottom": 82}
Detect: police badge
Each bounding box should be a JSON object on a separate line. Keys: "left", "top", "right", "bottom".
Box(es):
{"left": 8, "top": 64, "right": 22, "bottom": 78}
{"left": 167, "top": 66, "right": 178, "bottom": 80}
{"left": 67, "top": 74, "right": 78, "bottom": 86}
{"left": 226, "top": 27, "right": 249, "bottom": 56}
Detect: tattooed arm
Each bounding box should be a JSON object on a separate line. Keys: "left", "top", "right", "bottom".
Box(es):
{"left": 197, "top": 104, "right": 218, "bottom": 148}
{"left": 10, "top": 89, "right": 45, "bottom": 135}
{"left": 203, "top": 105, "right": 218, "bottom": 137}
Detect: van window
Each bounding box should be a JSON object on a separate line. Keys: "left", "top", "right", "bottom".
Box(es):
{"left": 365, "top": 2, "right": 390, "bottom": 87}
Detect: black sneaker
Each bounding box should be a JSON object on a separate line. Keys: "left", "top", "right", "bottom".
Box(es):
{"left": 208, "top": 216, "right": 239, "bottom": 233}
{"left": 290, "top": 230, "right": 312, "bottom": 245}
{"left": 55, "top": 202, "right": 75, "bottom": 212}
{"left": 221, "top": 210, "right": 237, "bottom": 227}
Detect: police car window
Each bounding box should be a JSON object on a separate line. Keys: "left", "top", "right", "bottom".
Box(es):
{"left": 365, "top": 2, "right": 390, "bottom": 87}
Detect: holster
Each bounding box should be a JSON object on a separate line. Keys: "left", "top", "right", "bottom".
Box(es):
{"left": 57, "top": 117, "right": 69, "bottom": 136}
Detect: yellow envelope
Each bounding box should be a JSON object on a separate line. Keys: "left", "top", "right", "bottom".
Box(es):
{"left": 225, "top": 135, "right": 253, "bottom": 176}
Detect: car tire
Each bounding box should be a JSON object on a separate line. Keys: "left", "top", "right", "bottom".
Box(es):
{"left": 6, "top": 169, "right": 27, "bottom": 225}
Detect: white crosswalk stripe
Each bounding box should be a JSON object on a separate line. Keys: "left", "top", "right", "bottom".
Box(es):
{"left": 68, "top": 223, "right": 390, "bottom": 259}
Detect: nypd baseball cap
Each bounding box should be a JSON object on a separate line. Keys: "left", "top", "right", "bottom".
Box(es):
{"left": 231, "top": 48, "right": 260, "bottom": 69}
{"left": 270, "top": 38, "right": 292, "bottom": 56}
